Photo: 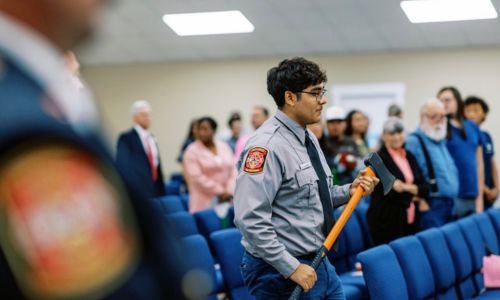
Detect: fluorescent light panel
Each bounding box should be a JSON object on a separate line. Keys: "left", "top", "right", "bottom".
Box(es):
{"left": 401, "top": 0, "right": 498, "bottom": 23}
{"left": 163, "top": 10, "right": 254, "bottom": 36}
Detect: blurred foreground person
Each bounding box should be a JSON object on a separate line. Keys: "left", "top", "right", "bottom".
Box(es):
{"left": 0, "top": 1, "right": 192, "bottom": 299}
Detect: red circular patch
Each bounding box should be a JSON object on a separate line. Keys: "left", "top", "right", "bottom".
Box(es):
{"left": 243, "top": 147, "right": 268, "bottom": 174}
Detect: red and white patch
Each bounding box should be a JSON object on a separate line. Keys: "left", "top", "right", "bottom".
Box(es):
{"left": 0, "top": 143, "right": 139, "bottom": 299}
{"left": 243, "top": 147, "right": 268, "bottom": 174}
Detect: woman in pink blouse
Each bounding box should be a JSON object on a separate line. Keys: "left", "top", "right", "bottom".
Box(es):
{"left": 183, "top": 117, "right": 237, "bottom": 213}
{"left": 367, "top": 118, "right": 430, "bottom": 245}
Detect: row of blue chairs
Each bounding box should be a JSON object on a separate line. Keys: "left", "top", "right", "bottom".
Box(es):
{"left": 358, "top": 208, "right": 500, "bottom": 300}
{"left": 158, "top": 196, "right": 245, "bottom": 299}
{"left": 158, "top": 194, "right": 375, "bottom": 299}
{"left": 157, "top": 195, "right": 373, "bottom": 300}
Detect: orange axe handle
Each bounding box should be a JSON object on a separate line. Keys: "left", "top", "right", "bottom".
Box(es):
{"left": 323, "top": 167, "right": 375, "bottom": 250}
{"left": 288, "top": 167, "right": 376, "bottom": 300}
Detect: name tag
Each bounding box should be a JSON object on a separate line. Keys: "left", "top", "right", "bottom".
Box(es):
{"left": 300, "top": 162, "right": 312, "bottom": 170}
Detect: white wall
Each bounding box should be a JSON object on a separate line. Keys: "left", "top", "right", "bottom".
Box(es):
{"left": 82, "top": 48, "right": 500, "bottom": 176}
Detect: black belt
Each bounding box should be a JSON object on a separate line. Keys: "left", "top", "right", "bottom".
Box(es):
{"left": 246, "top": 251, "right": 317, "bottom": 261}
{"left": 296, "top": 252, "right": 317, "bottom": 260}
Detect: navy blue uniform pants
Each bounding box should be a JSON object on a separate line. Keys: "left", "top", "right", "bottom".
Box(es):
{"left": 241, "top": 252, "right": 345, "bottom": 300}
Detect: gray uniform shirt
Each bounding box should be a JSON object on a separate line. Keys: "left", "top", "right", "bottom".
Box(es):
{"left": 234, "top": 110, "right": 351, "bottom": 278}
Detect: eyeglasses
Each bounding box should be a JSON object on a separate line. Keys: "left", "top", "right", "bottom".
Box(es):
{"left": 424, "top": 113, "right": 446, "bottom": 122}
{"left": 296, "top": 89, "right": 327, "bottom": 102}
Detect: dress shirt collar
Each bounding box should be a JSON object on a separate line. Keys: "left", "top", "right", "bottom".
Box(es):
{"left": 0, "top": 12, "right": 97, "bottom": 128}
{"left": 133, "top": 124, "right": 150, "bottom": 140}
{"left": 275, "top": 110, "right": 307, "bottom": 145}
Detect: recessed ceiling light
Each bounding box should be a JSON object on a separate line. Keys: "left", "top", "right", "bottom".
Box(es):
{"left": 401, "top": 0, "right": 498, "bottom": 23}
{"left": 162, "top": 10, "right": 255, "bottom": 36}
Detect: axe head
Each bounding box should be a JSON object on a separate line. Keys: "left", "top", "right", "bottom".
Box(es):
{"left": 364, "top": 152, "right": 395, "bottom": 195}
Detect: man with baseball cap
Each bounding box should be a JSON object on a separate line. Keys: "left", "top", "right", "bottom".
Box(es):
{"left": 322, "top": 106, "right": 362, "bottom": 185}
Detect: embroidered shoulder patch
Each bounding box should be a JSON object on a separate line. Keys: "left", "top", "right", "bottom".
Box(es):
{"left": 243, "top": 147, "right": 268, "bottom": 174}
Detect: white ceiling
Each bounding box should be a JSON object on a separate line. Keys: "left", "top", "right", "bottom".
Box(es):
{"left": 77, "top": 0, "right": 500, "bottom": 65}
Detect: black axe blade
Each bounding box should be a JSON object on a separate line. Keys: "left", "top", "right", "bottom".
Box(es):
{"left": 364, "top": 152, "right": 395, "bottom": 195}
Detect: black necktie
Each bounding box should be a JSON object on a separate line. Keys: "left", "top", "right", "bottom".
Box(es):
{"left": 305, "top": 131, "right": 334, "bottom": 237}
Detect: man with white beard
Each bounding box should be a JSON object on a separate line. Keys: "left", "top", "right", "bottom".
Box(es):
{"left": 406, "top": 99, "right": 459, "bottom": 229}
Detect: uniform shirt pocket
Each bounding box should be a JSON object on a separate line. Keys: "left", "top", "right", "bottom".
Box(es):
{"left": 295, "top": 166, "right": 319, "bottom": 207}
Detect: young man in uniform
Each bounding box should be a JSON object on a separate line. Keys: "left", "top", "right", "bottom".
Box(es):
{"left": 234, "top": 57, "right": 379, "bottom": 299}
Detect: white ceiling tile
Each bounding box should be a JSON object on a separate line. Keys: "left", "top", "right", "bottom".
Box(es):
{"left": 79, "top": 0, "right": 500, "bottom": 65}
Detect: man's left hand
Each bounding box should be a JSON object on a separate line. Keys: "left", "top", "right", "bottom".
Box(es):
{"left": 349, "top": 173, "right": 379, "bottom": 197}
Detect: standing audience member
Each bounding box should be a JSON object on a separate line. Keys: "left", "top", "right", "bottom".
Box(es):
{"left": 183, "top": 117, "right": 237, "bottom": 213}
{"left": 177, "top": 118, "right": 198, "bottom": 163}
{"left": 406, "top": 99, "right": 459, "bottom": 229}
{"left": 234, "top": 106, "right": 269, "bottom": 160}
{"left": 227, "top": 112, "right": 242, "bottom": 153}
{"left": 345, "top": 110, "right": 370, "bottom": 158}
{"left": 367, "top": 118, "right": 430, "bottom": 245}
{"left": 438, "top": 86, "right": 484, "bottom": 217}
{"left": 322, "top": 106, "right": 361, "bottom": 185}
{"left": 464, "top": 96, "right": 499, "bottom": 209}
{"left": 116, "top": 100, "right": 166, "bottom": 198}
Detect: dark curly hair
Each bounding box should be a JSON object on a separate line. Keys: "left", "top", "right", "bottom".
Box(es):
{"left": 267, "top": 57, "right": 327, "bottom": 108}
{"left": 464, "top": 96, "right": 489, "bottom": 115}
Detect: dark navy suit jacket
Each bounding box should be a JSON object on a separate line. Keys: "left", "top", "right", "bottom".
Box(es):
{"left": 116, "top": 128, "right": 166, "bottom": 199}
{"left": 0, "top": 50, "right": 187, "bottom": 299}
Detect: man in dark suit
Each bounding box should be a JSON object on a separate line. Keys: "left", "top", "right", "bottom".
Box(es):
{"left": 0, "top": 1, "right": 188, "bottom": 299}
{"left": 116, "top": 100, "right": 166, "bottom": 198}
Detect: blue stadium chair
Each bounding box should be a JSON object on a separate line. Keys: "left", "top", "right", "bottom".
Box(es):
{"left": 181, "top": 235, "right": 219, "bottom": 300}
{"left": 194, "top": 208, "right": 234, "bottom": 241}
{"left": 441, "top": 223, "right": 478, "bottom": 299}
{"left": 157, "top": 195, "right": 185, "bottom": 214}
{"left": 170, "top": 172, "right": 185, "bottom": 183}
{"left": 354, "top": 204, "right": 374, "bottom": 248}
{"left": 357, "top": 245, "right": 409, "bottom": 300}
{"left": 390, "top": 236, "right": 436, "bottom": 300}
{"left": 210, "top": 228, "right": 253, "bottom": 300}
{"left": 487, "top": 208, "right": 500, "bottom": 243}
{"left": 165, "top": 180, "right": 182, "bottom": 196}
{"left": 343, "top": 284, "right": 363, "bottom": 300}
{"left": 180, "top": 194, "right": 190, "bottom": 211}
{"left": 164, "top": 212, "right": 198, "bottom": 237}
{"left": 457, "top": 217, "right": 486, "bottom": 290}
{"left": 328, "top": 210, "right": 368, "bottom": 298}
{"left": 472, "top": 213, "right": 500, "bottom": 254}
{"left": 416, "top": 228, "right": 458, "bottom": 300}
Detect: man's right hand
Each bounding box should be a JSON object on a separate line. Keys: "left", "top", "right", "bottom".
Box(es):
{"left": 289, "top": 264, "right": 317, "bottom": 293}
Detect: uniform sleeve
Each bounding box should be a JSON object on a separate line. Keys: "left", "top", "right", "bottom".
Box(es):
{"left": 330, "top": 184, "right": 351, "bottom": 208}
{"left": 233, "top": 147, "right": 300, "bottom": 278}
{"left": 183, "top": 147, "right": 225, "bottom": 196}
